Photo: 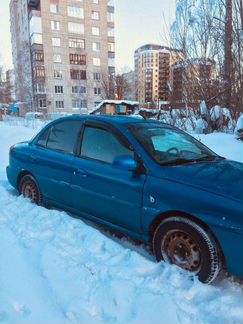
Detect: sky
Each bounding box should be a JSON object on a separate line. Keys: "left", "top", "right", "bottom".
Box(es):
{"left": 0, "top": 0, "right": 176, "bottom": 72}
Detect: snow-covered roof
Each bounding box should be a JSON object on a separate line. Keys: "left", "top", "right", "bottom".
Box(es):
{"left": 90, "top": 100, "right": 139, "bottom": 114}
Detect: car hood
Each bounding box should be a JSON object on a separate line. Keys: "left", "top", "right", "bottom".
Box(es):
{"left": 158, "top": 159, "right": 243, "bottom": 202}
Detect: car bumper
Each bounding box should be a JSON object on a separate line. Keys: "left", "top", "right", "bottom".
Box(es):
{"left": 6, "top": 165, "right": 19, "bottom": 190}
{"left": 213, "top": 226, "right": 243, "bottom": 278}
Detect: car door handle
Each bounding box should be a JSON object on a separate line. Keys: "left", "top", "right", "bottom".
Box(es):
{"left": 74, "top": 168, "right": 87, "bottom": 177}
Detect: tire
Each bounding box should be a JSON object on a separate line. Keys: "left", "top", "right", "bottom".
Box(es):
{"left": 152, "top": 216, "right": 222, "bottom": 283}
{"left": 19, "top": 174, "right": 42, "bottom": 205}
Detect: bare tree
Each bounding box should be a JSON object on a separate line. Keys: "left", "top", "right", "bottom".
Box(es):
{"left": 115, "top": 74, "right": 131, "bottom": 100}
{"left": 170, "top": 0, "right": 243, "bottom": 125}
{"left": 224, "top": 0, "right": 233, "bottom": 109}
{"left": 100, "top": 70, "right": 115, "bottom": 100}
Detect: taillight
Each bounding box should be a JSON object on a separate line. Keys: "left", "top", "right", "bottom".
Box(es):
{"left": 9, "top": 145, "right": 16, "bottom": 154}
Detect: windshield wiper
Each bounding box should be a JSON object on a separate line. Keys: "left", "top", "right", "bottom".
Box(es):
{"left": 159, "top": 155, "right": 225, "bottom": 166}
{"left": 159, "top": 158, "right": 198, "bottom": 166}
{"left": 193, "top": 155, "right": 225, "bottom": 162}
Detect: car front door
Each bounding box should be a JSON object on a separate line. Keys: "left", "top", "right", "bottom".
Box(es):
{"left": 30, "top": 120, "right": 83, "bottom": 206}
{"left": 70, "top": 121, "right": 146, "bottom": 234}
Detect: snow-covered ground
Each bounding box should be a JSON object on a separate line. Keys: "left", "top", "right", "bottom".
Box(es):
{"left": 0, "top": 122, "right": 242, "bottom": 324}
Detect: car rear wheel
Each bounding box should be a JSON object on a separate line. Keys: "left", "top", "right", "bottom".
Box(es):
{"left": 19, "top": 174, "right": 42, "bottom": 205}
{"left": 152, "top": 216, "right": 222, "bottom": 283}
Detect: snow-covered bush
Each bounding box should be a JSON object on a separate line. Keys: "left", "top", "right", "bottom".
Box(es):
{"left": 200, "top": 100, "right": 207, "bottom": 116}
{"left": 209, "top": 105, "right": 232, "bottom": 132}
{"left": 195, "top": 118, "right": 208, "bottom": 134}
{"left": 234, "top": 114, "right": 243, "bottom": 141}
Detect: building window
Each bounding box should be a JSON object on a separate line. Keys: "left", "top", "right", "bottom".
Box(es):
{"left": 70, "top": 69, "right": 87, "bottom": 80}
{"left": 108, "top": 27, "right": 114, "bottom": 37}
{"left": 55, "top": 85, "right": 64, "bottom": 94}
{"left": 91, "top": 11, "right": 100, "bottom": 20}
{"left": 92, "top": 42, "right": 100, "bottom": 51}
{"left": 35, "top": 66, "right": 45, "bottom": 77}
{"left": 54, "top": 70, "right": 62, "bottom": 79}
{"left": 93, "top": 72, "right": 101, "bottom": 81}
{"left": 92, "top": 27, "right": 100, "bottom": 36}
{"left": 51, "top": 20, "right": 60, "bottom": 31}
{"left": 33, "top": 51, "right": 44, "bottom": 61}
{"left": 35, "top": 83, "right": 45, "bottom": 93}
{"left": 72, "top": 86, "right": 86, "bottom": 94}
{"left": 107, "top": 12, "right": 114, "bottom": 22}
{"left": 108, "top": 58, "right": 115, "bottom": 67}
{"left": 39, "top": 98, "right": 46, "bottom": 108}
{"left": 93, "top": 57, "right": 100, "bottom": 66}
{"left": 69, "top": 54, "right": 86, "bottom": 65}
{"left": 56, "top": 100, "right": 64, "bottom": 108}
{"left": 69, "top": 38, "right": 85, "bottom": 48}
{"left": 94, "top": 87, "right": 101, "bottom": 95}
{"left": 108, "top": 42, "right": 115, "bottom": 52}
{"left": 68, "top": 22, "right": 84, "bottom": 34}
{"left": 53, "top": 54, "right": 62, "bottom": 63}
{"left": 72, "top": 100, "right": 87, "bottom": 108}
{"left": 52, "top": 37, "right": 60, "bottom": 47}
{"left": 67, "top": 6, "right": 84, "bottom": 18}
{"left": 50, "top": 3, "right": 59, "bottom": 13}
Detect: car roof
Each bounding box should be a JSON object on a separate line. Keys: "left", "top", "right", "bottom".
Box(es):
{"left": 53, "top": 115, "right": 172, "bottom": 127}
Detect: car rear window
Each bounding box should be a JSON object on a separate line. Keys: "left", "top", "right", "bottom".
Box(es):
{"left": 38, "top": 120, "right": 83, "bottom": 154}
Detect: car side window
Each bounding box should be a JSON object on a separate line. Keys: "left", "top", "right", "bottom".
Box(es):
{"left": 80, "top": 126, "right": 134, "bottom": 164}
{"left": 36, "top": 128, "right": 50, "bottom": 147}
{"left": 44, "top": 121, "right": 82, "bottom": 154}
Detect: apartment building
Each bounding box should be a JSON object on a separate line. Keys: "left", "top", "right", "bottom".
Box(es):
{"left": 10, "top": 0, "right": 115, "bottom": 114}
{"left": 171, "top": 58, "right": 216, "bottom": 109}
{"left": 134, "top": 44, "right": 183, "bottom": 107}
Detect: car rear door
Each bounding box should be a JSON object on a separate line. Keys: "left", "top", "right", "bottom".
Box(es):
{"left": 30, "top": 120, "right": 83, "bottom": 206}
{"left": 70, "top": 121, "right": 146, "bottom": 234}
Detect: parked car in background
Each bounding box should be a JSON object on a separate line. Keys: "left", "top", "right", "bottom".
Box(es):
{"left": 6, "top": 116, "right": 243, "bottom": 283}
{"left": 25, "top": 112, "right": 44, "bottom": 120}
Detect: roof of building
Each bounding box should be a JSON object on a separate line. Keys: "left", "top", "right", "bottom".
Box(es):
{"left": 134, "top": 44, "right": 183, "bottom": 54}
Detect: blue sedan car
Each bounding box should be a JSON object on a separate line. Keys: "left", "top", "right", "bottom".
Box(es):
{"left": 7, "top": 116, "right": 243, "bottom": 283}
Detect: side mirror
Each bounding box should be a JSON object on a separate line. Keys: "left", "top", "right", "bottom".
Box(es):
{"left": 112, "top": 155, "right": 138, "bottom": 172}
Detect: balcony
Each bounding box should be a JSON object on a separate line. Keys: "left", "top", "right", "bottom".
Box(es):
{"left": 28, "top": 0, "right": 40, "bottom": 9}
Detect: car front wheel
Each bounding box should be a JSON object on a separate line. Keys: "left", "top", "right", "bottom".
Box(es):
{"left": 19, "top": 174, "right": 42, "bottom": 205}
{"left": 152, "top": 216, "right": 222, "bottom": 283}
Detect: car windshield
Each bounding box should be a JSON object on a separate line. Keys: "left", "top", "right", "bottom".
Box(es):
{"left": 129, "top": 124, "right": 221, "bottom": 166}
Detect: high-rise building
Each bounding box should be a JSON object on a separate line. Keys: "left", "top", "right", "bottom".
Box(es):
{"left": 134, "top": 44, "right": 183, "bottom": 107}
{"left": 10, "top": 0, "right": 115, "bottom": 114}
{"left": 171, "top": 58, "right": 217, "bottom": 109}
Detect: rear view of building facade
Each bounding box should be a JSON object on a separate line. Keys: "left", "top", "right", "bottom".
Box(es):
{"left": 10, "top": 0, "right": 115, "bottom": 114}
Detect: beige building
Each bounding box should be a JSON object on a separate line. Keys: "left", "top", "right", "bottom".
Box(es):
{"left": 134, "top": 44, "right": 183, "bottom": 108}
{"left": 10, "top": 0, "right": 115, "bottom": 114}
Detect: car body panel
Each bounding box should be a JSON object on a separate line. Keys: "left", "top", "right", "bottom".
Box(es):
{"left": 70, "top": 155, "right": 146, "bottom": 233}
{"left": 6, "top": 115, "right": 243, "bottom": 279}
